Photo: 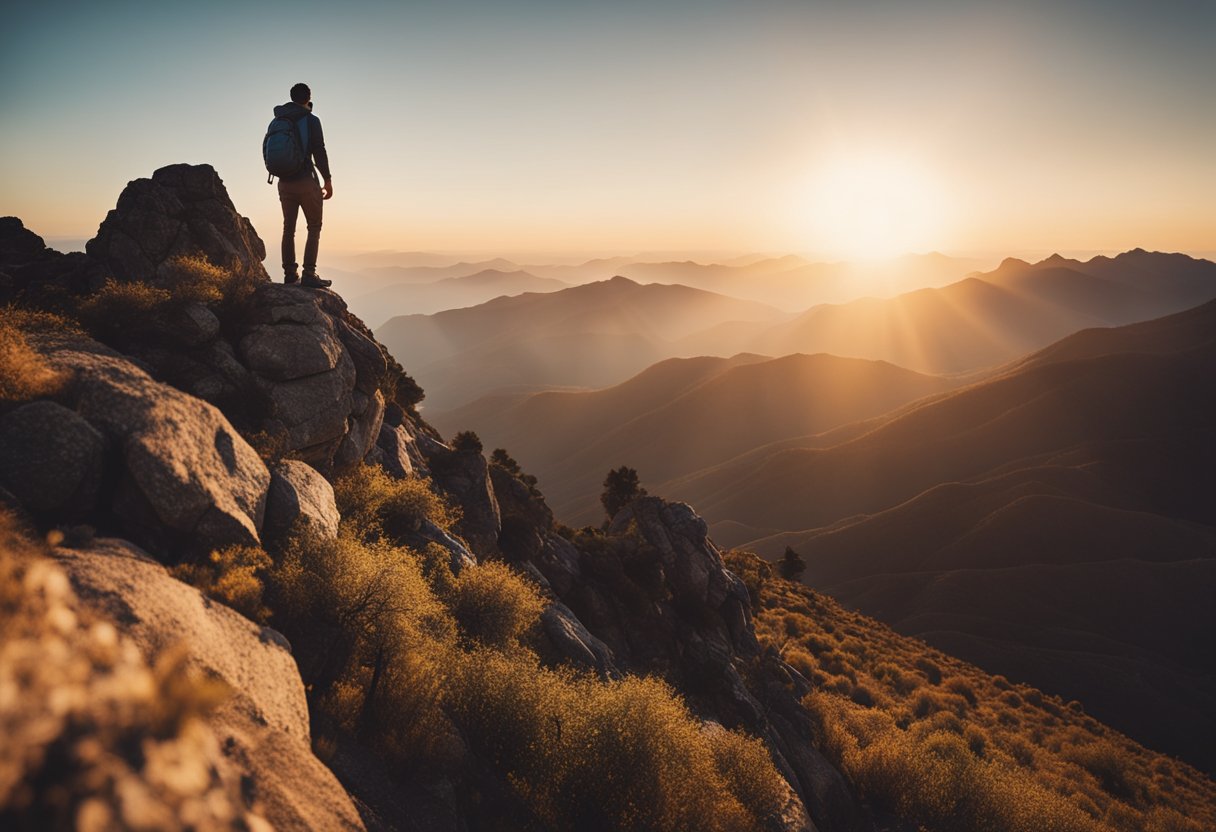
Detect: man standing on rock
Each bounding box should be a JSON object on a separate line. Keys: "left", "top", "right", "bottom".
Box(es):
{"left": 273, "top": 82, "right": 333, "bottom": 288}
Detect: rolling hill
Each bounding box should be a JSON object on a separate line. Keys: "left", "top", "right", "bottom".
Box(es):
{"left": 684, "top": 300, "right": 1216, "bottom": 771}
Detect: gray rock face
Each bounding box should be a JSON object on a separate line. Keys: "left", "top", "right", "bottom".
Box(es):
{"left": 424, "top": 445, "right": 501, "bottom": 558}
{"left": 370, "top": 422, "right": 415, "bottom": 478}
{"left": 540, "top": 602, "right": 620, "bottom": 680}
{"left": 499, "top": 495, "right": 857, "bottom": 832}
{"left": 264, "top": 460, "right": 341, "bottom": 542}
{"left": 0, "top": 400, "right": 105, "bottom": 514}
{"left": 86, "top": 164, "right": 268, "bottom": 284}
{"left": 56, "top": 538, "right": 365, "bottom": 831}
{"left": 37, "top": 339, "right": 270, "bottom": 555}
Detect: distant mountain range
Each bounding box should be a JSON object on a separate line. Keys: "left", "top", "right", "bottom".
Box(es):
{"left": 380, "top": 250, "right": 1216, "bottom": 412}
{"left": 733, "top": 249, "right": 1216, "bottom": 373}
{"left": 350, "top": 269, "right": 570, "bottom": 327}
{"left": 377, "top": 276, "right": 788, "bottom": 410}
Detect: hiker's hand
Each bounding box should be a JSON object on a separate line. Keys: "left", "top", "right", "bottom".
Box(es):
{"left": 322, "top": 180, "right": 334, "bottom": 200}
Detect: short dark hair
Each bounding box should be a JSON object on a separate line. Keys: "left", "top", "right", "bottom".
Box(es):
{"left": 290, "top": 83, "right": 311, "bottom": 104}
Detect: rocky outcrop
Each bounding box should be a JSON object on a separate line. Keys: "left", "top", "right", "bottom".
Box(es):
{"left": 0, "top": 518, "right": 261, "bottom": 830}
{"left": 86, "top": 164, "right": 268, "bottom": 284}
{"left": 8, "top": 330, "right": 269, "bottom": 559}
{"left": 498, "top": 495, "right": 857, "bottom": 832}
{"left": 423, "top": 442, "right": 501, "bottom": 557}
{"left": 53, "top": 535, "right": 364, "bottom": 831}
{"left": 3, "top": 167, "right": 403, "bottom": 478}
{"left": 0, "top": 216, "right": 95, "bottom": 305}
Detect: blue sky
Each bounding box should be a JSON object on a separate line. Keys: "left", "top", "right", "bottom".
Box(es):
{"left": 2, "top": 0, "right": 1213, "bottom": 259}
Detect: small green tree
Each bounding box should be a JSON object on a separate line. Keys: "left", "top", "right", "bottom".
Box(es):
{"left": 491, "top": 447, "right": 540, "bottom": 494}
{"left": 490, "top": 448, "right": 520, "bottom": 474}
{"left": 601, "top": 466, "right": 647, "bottom": 519}
{"left": 452, "top": 430, "right": 483, "bottom": 454}
{"left": 778, "top": 546, "right": 806, "bottom": 581}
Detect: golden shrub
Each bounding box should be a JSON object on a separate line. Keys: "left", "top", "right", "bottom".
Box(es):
{"left": 333, "top": 464, "right": 461, "bottom": 539}
{"left": 0, "top": 308, "right": 74, "bottom": 402}
{"left": 172, "top": 545, "right": 272, "bottom": 623}
{"left": 445, "top": 651, "right": 787, "bottom": 831}
{"left": 449, "top": 560, "right": 545, "bottom": 649}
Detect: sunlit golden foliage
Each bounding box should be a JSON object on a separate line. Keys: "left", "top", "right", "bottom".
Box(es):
{"left": 446, "top": 649, "right": 788, "bottom": 831}
{"left": 449, "top": 560, "right": 545, "bottom": 648}
{"left": 158, "top": 255, "right": 252, "bottom": 307}
{"left": 75, "top": 257, "right": 253, "bottom": 343}
{"left": 77, "top": 279, "right": 174, "bottom": 339}
{"left": 172, "top": 545, "right": 272, "bottom": 623}
{"left": 0, "top": 307, "right": 73, "bottom": 401}
{"left": 724, "top": 549, "right": 1216, "bottom": 832}
{"left": 332, "top": 463, "right": 461, "bottom": 539}
{"left": 259, "top": 475, "right": 791, "bottom": 829}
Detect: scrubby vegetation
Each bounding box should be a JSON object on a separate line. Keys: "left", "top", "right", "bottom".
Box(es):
{"left": 173, "top": 464, "right": 791, "bottom": 830}
{"left": 75, "top": 255, "right": 255, "bottom": 344}
{"left": 0, "top": 306, "right": 77, "bottom": 402}
{"left": 171, "top": 544, "right": 272, "bottom": 624}
{"left": 725, "top": 550, "right": 1216, "bottom": 832}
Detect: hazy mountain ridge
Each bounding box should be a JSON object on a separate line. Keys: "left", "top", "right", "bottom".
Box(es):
{"left": 437, "top": 352, "right": 960, "bottom": 524}
{"left": 380, "top": 249, "right": 1216, "bottom": 413}
{"left": 351, "top": 268, "right": 571, "bottom": 327}
{"left": 378, "top": 276, "right": 790, "bottom": 410}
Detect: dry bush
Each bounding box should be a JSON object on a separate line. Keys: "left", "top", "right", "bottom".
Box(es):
{"left": 720, "top": 548, "right": 1216, "bottom": 832}
{"left": 172, "top": 545, "right": 272, "bottom": 623}
{"left": 449, "top": 560, "right": 545, "bottom": 649}
{"left": 446, "top": 650, "right": 786, "bottom": 831}
{"left": 333, "top": 464, "right": 461, "bottom": 539}
{"left": 0, "top": 307, "right": 74, "bottom": 402}
{"left": 76, "top": 278, "right": 174, "bottom": 341}
{"left": 159, "top": 255, "right": 251, "bottom": 307}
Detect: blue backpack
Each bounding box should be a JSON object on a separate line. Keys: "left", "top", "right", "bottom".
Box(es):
{"left": 263, "top": 114, "right": 310, "bottom": 183}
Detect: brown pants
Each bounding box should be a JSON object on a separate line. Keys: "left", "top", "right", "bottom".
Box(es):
{"left": 279, "top": 177, "right": 323, "bottom": 277}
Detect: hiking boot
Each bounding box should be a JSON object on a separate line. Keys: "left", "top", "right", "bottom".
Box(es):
{"left": 284, "top": 273, "right": 299, "bottom": 284}
{"left": 301, "top": 274, "right": 332, "bottom": 288}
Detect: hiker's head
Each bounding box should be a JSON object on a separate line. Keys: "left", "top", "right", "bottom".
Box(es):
{"left": 290, "top": 83, "right": 311, "bottom": 105}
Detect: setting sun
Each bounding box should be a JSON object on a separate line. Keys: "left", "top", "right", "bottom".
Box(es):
{"left": 803, "top": 153, "right": 951, "bottom": 261}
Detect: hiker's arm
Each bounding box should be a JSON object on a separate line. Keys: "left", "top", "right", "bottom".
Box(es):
{"left": 310, "top": 117, "right": 332, "bottom": 183}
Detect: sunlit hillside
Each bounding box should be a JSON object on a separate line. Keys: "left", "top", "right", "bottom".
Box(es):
{"left": 727, "top": 551, "right": 1216, "bottom": 832}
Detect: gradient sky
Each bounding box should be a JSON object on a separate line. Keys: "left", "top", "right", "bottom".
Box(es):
{"left": 2, "top": 0, "right": 1213, "bottom": 260}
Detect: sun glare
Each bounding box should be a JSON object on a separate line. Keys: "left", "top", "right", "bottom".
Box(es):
{"left": 803, "top": 153, "right": 951, "bottom": 261}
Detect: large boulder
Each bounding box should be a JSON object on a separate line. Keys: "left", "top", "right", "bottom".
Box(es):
{"left": 86, "top": 164, "right": 268, "bottom": 283}
{"left": 264, "top": 460, "right": 341, "bottom": 542}
{"left": 0, "top": 520, "right": 260, "bottom": 829}
{"left": 54, "top": 537, "right": 364, "bottom": 831}
{"left": 0, "top": 400, "right": 105, "bottom": 515}
{"left": 24, "top": 333, "right": 271, "bottom": 558}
